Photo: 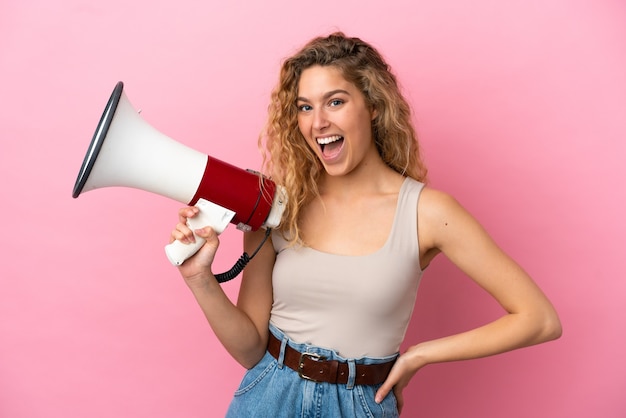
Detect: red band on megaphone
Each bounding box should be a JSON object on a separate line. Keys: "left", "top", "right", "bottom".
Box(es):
{"left": 190, "top": 156, "right": 276, "bottom": 231}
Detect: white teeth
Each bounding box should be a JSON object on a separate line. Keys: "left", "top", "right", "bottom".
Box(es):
{"left": 316, "top": 135, "right": 342, "bottom": 145}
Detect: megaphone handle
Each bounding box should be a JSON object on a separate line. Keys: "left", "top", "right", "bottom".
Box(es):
{"left": 164, "top": 199, "right": 236, "bottom": 266}
{"left": 164, "top": 236, "right": 206, "bottom": 266}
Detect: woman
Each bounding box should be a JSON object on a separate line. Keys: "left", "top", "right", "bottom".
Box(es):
{"left": 170, "top": 32, "right": 562, "bottom": 417}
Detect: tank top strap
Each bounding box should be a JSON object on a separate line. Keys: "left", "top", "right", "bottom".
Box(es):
{"left": 385, "top": 178, "right": 424, "bottom": 255}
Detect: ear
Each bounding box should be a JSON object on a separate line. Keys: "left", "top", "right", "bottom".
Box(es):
{"left": 370, "top": 107, "right": 378, "bottom": 121}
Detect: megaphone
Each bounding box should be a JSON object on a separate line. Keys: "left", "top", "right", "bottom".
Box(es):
{"left": 72, "top": 82, "right": 286, "bottom": 282}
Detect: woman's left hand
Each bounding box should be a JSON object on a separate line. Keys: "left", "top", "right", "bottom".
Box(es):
{"left": 375, "top": 348, "right": 423, "bottom": 415}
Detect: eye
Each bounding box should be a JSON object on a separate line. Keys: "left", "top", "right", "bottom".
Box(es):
{"left": 297, "top": 103, "right": 312, "bottom": 112}
{"left": 329, "top": 99, "right": 344, "bottom": 107}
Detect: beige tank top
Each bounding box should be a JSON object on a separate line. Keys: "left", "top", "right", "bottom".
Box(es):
{"left": 270, "top": 178, "right": 424, "bottom": 358}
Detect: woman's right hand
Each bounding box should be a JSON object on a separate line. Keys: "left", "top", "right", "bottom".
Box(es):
{"left": 169, "top": 206, "right": 221, "bottom": 288}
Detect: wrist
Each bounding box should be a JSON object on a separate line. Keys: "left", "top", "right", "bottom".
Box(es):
{"left": 184, "top": 270, "right": 218, "bottom": 292}
{"left": 402, "top": 343, "right": 430, "bottom": 371}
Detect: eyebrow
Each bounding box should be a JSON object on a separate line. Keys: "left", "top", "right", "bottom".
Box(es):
{"left": 296, "top": 89, "right": 350, "bottom": 103}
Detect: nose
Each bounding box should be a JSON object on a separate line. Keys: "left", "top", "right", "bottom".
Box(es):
{"left": 312, "top": 108, "right": 329, "bottom": 131}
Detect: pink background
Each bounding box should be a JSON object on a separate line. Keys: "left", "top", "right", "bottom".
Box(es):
{"left": 1, "top": 0, "right": 625, "bottom": 417}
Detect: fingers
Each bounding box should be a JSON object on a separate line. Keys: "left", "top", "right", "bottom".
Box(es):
{"left": 194, "top": 225, "right": 219, "bottom": 243}
{"left": 170, "top": 205, "right": 222, "bottom": 254}
{"left": 169, "top": 207, "right": 221, "bottom": 282}
{"left": 376, "top": 359, "right": 411, "bottom": 413}
{"left": 181, "top": 226, "right": 220, "bottom": 271}
{"left": 393, "top": 387, "right": 405, "bottom": 415}
{"left": 170, "top": 224, "right": 219, "bottom": 245}
{"left": 170, "top": 222, "right": 195, "bottom": 244}
{"left": 170, "top": 206, "right": 200, "bottom": 244}
{"left": 376, "top": 377, "right": 406, "bottom": 414}
{"left": 178, "top": 206, "right": 199, "bottom": 222}
{"left": 375, "top": 381, "right": 393, "bottom": 404}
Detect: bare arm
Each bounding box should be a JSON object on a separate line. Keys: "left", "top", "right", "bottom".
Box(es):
{"left": 172, "top": 207, "right": 274, "bottom": 369}
{"left": 376, "top": 188, "right": 562, "bottom": 410}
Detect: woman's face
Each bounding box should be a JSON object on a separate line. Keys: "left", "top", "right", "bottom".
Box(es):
{"left": 296, "top": 65, "right": 378, "bottom": 178}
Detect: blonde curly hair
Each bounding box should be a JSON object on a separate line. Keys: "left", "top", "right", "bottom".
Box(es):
{"left": 260, "top": 32, "right": 428, "bottom": 244}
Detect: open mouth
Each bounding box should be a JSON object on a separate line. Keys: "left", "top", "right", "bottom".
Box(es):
{"left": 317, "top": 135, "right": 344, "bottom": 158}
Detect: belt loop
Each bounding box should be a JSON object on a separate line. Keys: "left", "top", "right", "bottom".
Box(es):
{"left": 346, "top": 359, "right": 356, "bottom": 390}
{"left": 277, "top": 335, "right": 288, "bottom": 369}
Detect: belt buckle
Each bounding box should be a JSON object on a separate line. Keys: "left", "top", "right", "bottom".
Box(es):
{"left": 298, "top": 352, "right": 327, "bottom": 382}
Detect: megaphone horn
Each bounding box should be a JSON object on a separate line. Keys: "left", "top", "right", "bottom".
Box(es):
{"left": 72, "top": 82, "right": 286, "bottom": 280}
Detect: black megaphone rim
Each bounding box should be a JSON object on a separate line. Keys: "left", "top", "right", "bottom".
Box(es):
{"left": 72, "top": 81, "right": 124, "bottom": 198}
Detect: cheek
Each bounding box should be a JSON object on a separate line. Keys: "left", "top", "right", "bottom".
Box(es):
{"left": 357, "top": 113, "right": 375, "bottom": 137}
{"left": 296, "top": 118, "right": 316, "bottom": 149}
{"left": 297, "top": 117, "right": 316, "bottom": 145}
{"left": 297, "top": 116, "right": 308, "bottom": 136}
{"left": 297, "top": 119, "right": 305, "bottom": 135}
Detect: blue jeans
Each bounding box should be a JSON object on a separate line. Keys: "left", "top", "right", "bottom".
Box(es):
{"left": 226, "top": 324, "right": 399, "bottom": 417}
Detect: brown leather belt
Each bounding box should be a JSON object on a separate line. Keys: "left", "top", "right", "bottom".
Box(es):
{"left": 267, "top": 332, "right": 395, "bottom": 386}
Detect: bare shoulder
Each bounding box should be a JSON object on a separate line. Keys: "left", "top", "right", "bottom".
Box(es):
{"left": 418, "top": 187, "right": 470, "bottom": 233}
{"left": 415, "top": 187, "right": 458, "bottom": 264}
{"left": 418, "top": 187, "right": 462, "bottom": 217}
{"left": 417, "top": 186, "right": 488, "bottom": 254}
{"left": 418, "top": 186, "right": 515, "bottom": 278}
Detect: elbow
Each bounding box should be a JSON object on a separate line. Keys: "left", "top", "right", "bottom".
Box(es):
{"left": 516, "top": 305, "right": 562, "bottom": 347}
{"left": 234, "top": 344, "right": 268, "bottom": 370}
{"left": 239, "top": 354, "right": 264, "bottom": 370}
{"left": 545, "top": 312, "right": 563, "bottom": 341}
{"left": 536, "top": 307, "right": 563, "bottom": 343}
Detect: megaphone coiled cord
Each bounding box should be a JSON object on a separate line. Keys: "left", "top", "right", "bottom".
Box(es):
{"left": 214, "top": 228, "right": 272, "bottom": 283}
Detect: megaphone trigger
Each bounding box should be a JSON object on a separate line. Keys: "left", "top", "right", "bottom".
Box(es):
{"left": 164, "top": 199, "right": 236, "bottom": 266}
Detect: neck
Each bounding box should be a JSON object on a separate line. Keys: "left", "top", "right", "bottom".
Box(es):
{"left": 318, "top": 163, "right": 403, "bottom": 197}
